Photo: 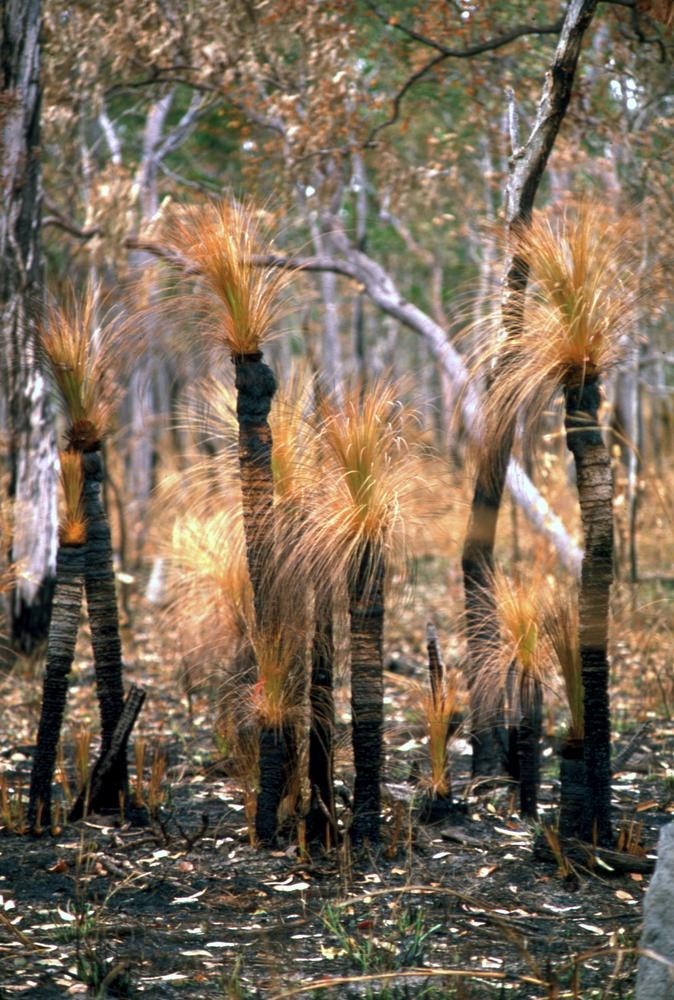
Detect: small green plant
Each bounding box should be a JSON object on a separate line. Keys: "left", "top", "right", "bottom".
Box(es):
{"left": 320, "top": 902, "right": 440, "bottom": 975}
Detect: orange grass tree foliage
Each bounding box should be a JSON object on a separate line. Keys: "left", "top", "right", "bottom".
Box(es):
{"left": 30, "top": 286, "right": 133, "bottom": 821}
{"left": 472, "top": 567, "right": 554, "bottom": 820}
{"left": 476, "top": 204, "right": 641, "bottom": 844}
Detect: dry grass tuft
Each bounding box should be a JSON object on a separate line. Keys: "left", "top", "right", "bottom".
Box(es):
{"left": 422, "top": 669, "right": 460, "bottom": 797}
{"left": 162, "top": 199, "right": 294, "bottom": 357}
{"left": 250, "top": 625, "right": 306, "bottom": 729}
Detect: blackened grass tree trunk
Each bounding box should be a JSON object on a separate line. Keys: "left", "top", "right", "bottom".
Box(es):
{"left": 517, "top": 672, "right": 543, "bottom": 820}
{"left": 564, "top": 379, "right": 614, "bottom": 845}
{"left": 349, "top": 542, "right": 386, "bottom": 846}
{"left": 461, "top": 0, "right": 598, "bottom": 776}
{"left": 306, "top": 582, "right": 336, "bottom": 847}
{"left": 28, "top": 541, "right": 84, "bottom": 830}
{"left": 81, "top": 450, "right": 128, "bottom": 813}
{"left": 0, "top": 0, "right": 58, "bottom": 654}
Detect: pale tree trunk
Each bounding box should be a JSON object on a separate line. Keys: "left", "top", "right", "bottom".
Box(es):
{"left": 308, "top": 218, "right": 343, "bottom": 401}
{"left": 0, "top": 0, "right": 58, "bottom": 654}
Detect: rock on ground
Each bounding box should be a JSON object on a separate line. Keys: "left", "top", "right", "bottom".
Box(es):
{"left": 637, "top": 822, "right": 674, "bottom": 999}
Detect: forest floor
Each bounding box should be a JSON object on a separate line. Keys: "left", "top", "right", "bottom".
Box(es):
{"left": 1, "top": 552, "right": 673, "bottom": 999}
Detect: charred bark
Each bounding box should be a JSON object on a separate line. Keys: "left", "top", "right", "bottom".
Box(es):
{"left": 82, "top": 451, "right": 127, "bottom": 812}
{"left": 69, "top": 684, "right": 146, "bottom": 821}
{"left": 558, "top": 737, "right": 586, "bottom": 840}
{"left": 564, "top": 379, "right": 614, "bottom": 845}
{"left": 518, "top": 675, "right": 543, "bottom": 820}
{"left": 233, "top": 354, "right": 276, "bottom": 630}
{"left": 349, "top": 543, "right": 386, "bottom": 847}
{"left": 27, "top": 543, "right": 84, "bottom": 831}
{"left": 255, "top": 725, "right": 290, "bottom": 847}
{"left": 306, "top": 584, "right": 336, "bottom": 846}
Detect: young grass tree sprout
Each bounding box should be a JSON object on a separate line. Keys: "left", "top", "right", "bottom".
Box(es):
{"left": 481, "top": 204, "right": 639, "bottom": 844}
{"left": 474, "top": 567, "right": 551, "bottom": 820}
{"left": 419, "top": 623, "right": 460, "bottom": 822}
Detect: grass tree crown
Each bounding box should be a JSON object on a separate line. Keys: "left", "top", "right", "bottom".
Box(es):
{"left": 39, "top": 285, "right": 120, "bottom": 452}
{"left": 475, "top": 202, "right": 640, "bottom": 454}
{"left": 164, "top": 199, "right": 294, "bottom": 358}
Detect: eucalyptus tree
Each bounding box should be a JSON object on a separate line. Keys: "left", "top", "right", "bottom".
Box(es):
{"left": 1, "top": 0, "right": 58, "bottom": 653}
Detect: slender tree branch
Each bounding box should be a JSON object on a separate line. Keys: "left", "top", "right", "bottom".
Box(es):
{"left": 363, "top": 4, "right": 566, "bottom": 145}
{"left": 42, "top": 200, "right": 101, "bottom": 240}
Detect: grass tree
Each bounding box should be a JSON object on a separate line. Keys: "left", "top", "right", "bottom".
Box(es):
{"left": 166, "top": 201, "right": 291, "bottom": 626}
{"left": 419, "top": 623, "right": 460, "bottom": 823}
{"left": 28, "top": 453, "right": 86, "bottom": 831}
{"left": 165, "top": 201, "right": 294, "bottom": 845}
{"left": 296, "top": 380, "right": 429, "bottom": 846}
{"left": 36, "top": 288, "right": 130, "bottom": 815}
{"left": 482, "top": 204, "right": 638, "bottom": 844}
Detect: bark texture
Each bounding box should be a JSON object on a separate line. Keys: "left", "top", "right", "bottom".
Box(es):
{"left": 306, "top": 584, "right": 336, "bottom": 846}
{"left": 1, "top": 0, "right": 58, "bottom": 653}
{"left": 518, "top": 675, "right": 543, "bottom": 820}
{"left": 255, "top": 725, "right": 290, "bottom": 847}
{"left": 461, "top": 0, "right": 598, "bottom": 774}
{"left": 70, "top": 684, "right": 146, "bottom": 822}
{"left": 564, "top": 379, "right": 614, "bottom": 845}
{"left": 558, "top": 738, "right": 586, "bottom": 840}
{"left": 349, "top": 544, "right": 386, "bottom": 846}
{"left": 234, "top": 355, "right": 277, "bottom": 630}
{"left": 27, "top": 544, "right": 84, "bottom": 830}
{"left": 82, "top": 450, "right": 127, "bottom": 812}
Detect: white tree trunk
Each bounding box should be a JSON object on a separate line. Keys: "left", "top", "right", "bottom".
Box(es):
{"left": 1, "top": 0, "right": 58, "bottom": 652}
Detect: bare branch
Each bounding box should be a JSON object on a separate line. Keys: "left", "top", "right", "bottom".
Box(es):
{"left": 363, "top": 5, "right": 565, "bottom": 144}
{"left": 42, "top": 200, "right": 101, "bottom": 241}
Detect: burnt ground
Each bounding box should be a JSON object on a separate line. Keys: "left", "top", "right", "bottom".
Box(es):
{"left": 0, "top": 572, "right": 673, "bottom": 999}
